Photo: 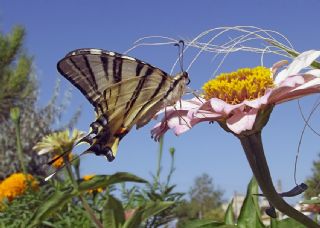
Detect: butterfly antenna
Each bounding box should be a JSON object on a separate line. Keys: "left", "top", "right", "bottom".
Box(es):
{"left": 179, "top": 40, "right": 185, "bottom": 71}
{"left": 174, "top": 40, "right": 185, "bottom": 72}
{"left": 45, "top": 150, "right": 89, "bottom": 181}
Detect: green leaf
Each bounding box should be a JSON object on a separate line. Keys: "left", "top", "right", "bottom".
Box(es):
{"left": 141, "top": 201, "right": 174, "bottom": 221}
{"left": 78, "top": 172, "right": 147, "bottom": 192}
{"left": 183, "top": 219, "right": 227, "bottom": 228}
{"left": 122, "top": 208, "right": 143, "bottom": 228}
{"left": 301, "top": 198, "right": 320, "bottom": 204}
{"left": 237, "top": 178, "right": 265, "bottom": 228}
{"left": 102, "top": 195, "right": 125, "bottom": 228}
{"left": 123, "top": 201, "right": 174, "bottom": 228}
{"left": 270, "top": 217, "right": 306, "bottom": 228}
{"left": 224, "top": 199, "right": 235, "bottom": 225}
{"left": 27, "top": 187, "right": 76, "bottom": 227}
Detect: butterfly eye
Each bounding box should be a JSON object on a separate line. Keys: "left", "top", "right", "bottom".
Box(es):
{"left": 186, "top": 77, "right": 191, "bottom": 85}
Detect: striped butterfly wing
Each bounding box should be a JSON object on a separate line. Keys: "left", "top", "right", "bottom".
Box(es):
{"left": 57, "top": 48, "right": 170, "bottom": 106}
{"left": 97, "top": 74, "right": 173, "bottom": 130}
{"left": 57, "top": 48, "right": 188, "bottom": 161}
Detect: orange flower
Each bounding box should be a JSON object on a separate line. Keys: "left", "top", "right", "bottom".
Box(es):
{"left": 0, "top": 173, "right": 38, "bottom": 202}
{"left": 83, "top": 174, "right": 103, "bottom": 193}
{"left": 52, "top": 153, "right": 73, "bottom": 168}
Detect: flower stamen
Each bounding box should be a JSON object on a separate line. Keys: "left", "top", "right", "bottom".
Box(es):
{"left": 202, "top": 66, "right": 274, "bottom": 104}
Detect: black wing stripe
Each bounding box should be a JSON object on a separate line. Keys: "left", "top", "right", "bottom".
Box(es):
{"left": 83, "top": 55, "right": 99, "bottom": 91}
{"left": 113, "top": 57, "right": 123, "bottom": 83}
{"left": 135, "top": 60, "right": 145, "bottom": 76}
{"left": 69, "top": 56, "right": 96, "bottom": 92}
{"left": 124, "top": 67, "right": 154, "bottom": 116}
{"left": 112, "top": 57, "right": 123, "bottom": 108}
{"left": 100, "top": 56, "right": 109, "bottom": 81}
{"left": 163, "top": 76, "right": 184, "bottom": 100}
{"left": 66, "top": 57, "right": 97, "bottom": 105}
{"left": 103, "top": 89, "right": 109, "bottom": 111}
{"left": 57, "top": 61, "right": 93, "bottom": 105}
{"left": 95, "top": 103, "right": 105, "bottom": 115}
{"left": 130, "top": 74, "right": 167, "bottom": 123}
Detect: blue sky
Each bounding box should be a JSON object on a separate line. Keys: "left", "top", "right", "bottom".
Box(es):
{"left": 1, "top": 0, "right": 320, "bottom": 204}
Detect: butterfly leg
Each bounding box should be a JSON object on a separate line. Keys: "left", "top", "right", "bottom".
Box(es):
{"left": 173, "top": 105, "right": 191, "bottom": 129}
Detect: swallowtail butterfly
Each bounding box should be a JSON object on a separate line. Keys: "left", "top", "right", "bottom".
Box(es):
{"left": 57, "top": 47, "right": 189, "bottom": 162}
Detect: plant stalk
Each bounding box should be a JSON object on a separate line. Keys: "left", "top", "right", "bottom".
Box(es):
{"left": 63, "top": 156, "right": 103, "bottom": 228}
{"left": 238, "top": 132, "right": 319, "bottom": 228}
{"left": 14, "top": 119, "right": 27, "bottom": 174}
{"left": 155, "top": 136, "right": 164, "bottom": 188}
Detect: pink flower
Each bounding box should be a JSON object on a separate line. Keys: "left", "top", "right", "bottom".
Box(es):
{"left": 152, "top": 50, "right": 320, "bottom": 140}
{"left": 151, "top": 49, "right": 320, "bottom": 227}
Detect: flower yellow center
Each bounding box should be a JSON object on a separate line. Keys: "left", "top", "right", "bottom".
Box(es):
{"left": 202, "top": 66, "right": 274, "bottom": 104}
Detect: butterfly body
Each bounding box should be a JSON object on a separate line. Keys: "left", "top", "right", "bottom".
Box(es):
{"left": 57, "top": 48, "right": 189, "bottom": 161}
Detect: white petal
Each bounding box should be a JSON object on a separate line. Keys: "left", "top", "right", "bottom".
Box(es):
{"left": 306, "top": 69, "right": 320, "bottom": 77}
{"left": 37, "top": 147, "right": 52, "bottom": 155}
{"left": 275, "top": 50, "right": 320, "bottom": 85}
{"left": 292, "top": 77, "right": 320, "bottom": 91}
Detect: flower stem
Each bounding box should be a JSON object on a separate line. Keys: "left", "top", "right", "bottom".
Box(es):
{"left": 239, "top": 132, "right": 319, "bottom": 228}
{"left": 63, "top": 156, "right": 103, "bottom": 228}
{"left": 155, "top": 136, "right": 164, "bottom": 188}
{"left": 14, "top": 117, "right": 27, "bottom": 174}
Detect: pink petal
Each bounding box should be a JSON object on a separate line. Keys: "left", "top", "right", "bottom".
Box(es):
{"left": 242, "top": 90, "right": 272, "bottom": 108}
{"left": 209, "top": 98, "right": 243, "bottom": 114}
{"left": 153, "top": 97, "right": 205, "bottom": 117}
{"left": 268, "top": 76, "right": 306, "bottom": 103}
{"left": 269, "top": 75, "right": 320, "bottom": 104}
{"left": 167, "top": 116, "right": 192, "bottom": 135}
{"left": 271, "top": 60, "right": 289, "bottom": 76}
{"left": 275, "top": 50, "right": 320, "bottom": 85}
{"left": 151, "top": 122, "right": 169, "bottom": 141}
{"left": 226, "top": 108, "right": 259, "bottom": 134}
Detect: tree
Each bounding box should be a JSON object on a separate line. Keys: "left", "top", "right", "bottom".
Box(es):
{"left": 175, "top": 173, "right": 225, "bottom": 227}
{"left": 0, "top": 26, "right": 34, "bottom": 122}
{"left": 304, "top": 153, "right": 320, "bottom": 199}
{"left": 189, "top": 173, "right": 224, "bottom": 218}
{"left": 0, "top": 26, "right": 80, "bottom": 178}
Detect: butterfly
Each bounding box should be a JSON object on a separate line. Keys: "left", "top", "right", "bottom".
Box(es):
{"left": 56, "top": 46, "right": 189, "bottom": 162}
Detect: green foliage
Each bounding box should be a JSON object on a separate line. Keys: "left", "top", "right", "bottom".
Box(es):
{"left": 189, "top": 173, "right": 224, "bottom": 215}
{"left": 28, "top": 173, "right": 147, "bottom": 227}
{"left": 78, "top": 173, "right": 147, "bottom": 192}
{"left": 122, "top": 201, "right": 174, "bottom": 228}
{"left": 0, "top": 27, "right": 81, "bottom": 178}
{"left": 224, "top": 199, "right": 235, "bottom": 225}
{"left": 0, "top": 182, "right": 94, "bottom": 228}
{"left": 120, "top": 142, "right": 185, "bottom": 227}
{"left": 176, "top": 173, "right": 225, "bottom": 227}
{"left": 181, "top": 178, "right": 309, "bottom": 228}
{"left": 102, "top": 195, "right": 125, "bottom": 228}
{"left": 0, "top": 26, "right": 34, "bottom": 123}
{"left": 304, "top": 153, "right": 320, "bottom": 199}
{"left": 236, "top": 178, "right": 264, "bottom": 228}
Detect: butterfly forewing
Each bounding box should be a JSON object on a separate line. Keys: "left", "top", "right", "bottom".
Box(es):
{"left": 57, "top": 48, "right": 170, "bottom": 106}
{"left": 57, "top": 48, "right": 188, "bottom": 162}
